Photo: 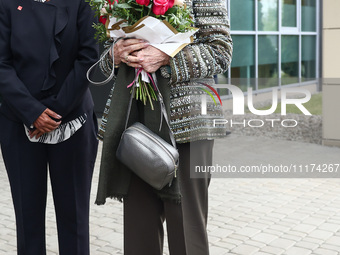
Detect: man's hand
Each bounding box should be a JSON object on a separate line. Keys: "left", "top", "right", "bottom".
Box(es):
{"left": 29, "top": 108, "right": 62, "bottom": 139}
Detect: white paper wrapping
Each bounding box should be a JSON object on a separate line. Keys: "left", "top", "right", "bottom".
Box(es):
{"left": 107, "top": 16, "right": 198, "bottom": 57}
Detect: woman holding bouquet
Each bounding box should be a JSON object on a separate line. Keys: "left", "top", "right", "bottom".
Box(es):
{"left": 96, "top": 0, "right": 232, "bottom": 254}
{"left": 0, "top": 0, "right": 98, "bottom": 254}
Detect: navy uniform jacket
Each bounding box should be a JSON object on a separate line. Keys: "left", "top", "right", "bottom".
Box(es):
{"left": 0, "top": 0, "right": 99, "bottom": 128}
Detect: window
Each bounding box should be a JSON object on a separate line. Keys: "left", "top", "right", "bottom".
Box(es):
{"left": 222, "top": 0, "right": 319, "bottom": 92}
{"left": 258, "top": 0, "right": 278, "bottom": 31}
{"left": 230, "top": 0, "right": 255, "bottom": 31}
{"left": 258, "top": 35, "right": 279, "bottom": 89}
{"left": 281, "top": 35, "right": 299, "bottom": 85}
{"left": 230, "top": 36, "right": 256, "bottom": 91}
{"left": 302, "top": 35, "right": 316, "bottom": 81}
{"left": 302, "top": 0, "right": 316, "bottom": 32}
{"left": 282, "top": 0, "right": 297, "bottom": 28}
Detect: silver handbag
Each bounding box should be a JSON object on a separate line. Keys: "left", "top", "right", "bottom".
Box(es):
{"left": 116, "top": 86, "right": 179, "bottom": 190}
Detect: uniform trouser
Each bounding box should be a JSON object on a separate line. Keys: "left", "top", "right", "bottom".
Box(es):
{"left": 124, "top": 139, "right": 213, "bottom": 255}
{"left": 0, "top": 112, "right": 98, "bottom": 255}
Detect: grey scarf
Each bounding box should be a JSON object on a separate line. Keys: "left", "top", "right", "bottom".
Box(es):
{"left": 95, "top": 64, "right": 181, "bottom": 205}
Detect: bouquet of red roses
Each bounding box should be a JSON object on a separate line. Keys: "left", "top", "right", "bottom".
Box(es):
{"left": 87, "top": 0, "right": 197, "bottom": 109}
{"left": 89, "top": 0, "right": 195, "bottom": 42}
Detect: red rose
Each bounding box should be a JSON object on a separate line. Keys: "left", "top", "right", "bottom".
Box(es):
{"left": 99, "top": 0, "right": 118, "bottom": 25}
{"left": 152, "top": 0, "right": 174, "bottom": 15}
{"left": 107, "top": 0, "right": 118, "bottom": 10}
{"left": 99, "top": 16, "right": 108, "bottom": 25}
{"left": 136, "top": 0, "right": 150, "bottom": 6}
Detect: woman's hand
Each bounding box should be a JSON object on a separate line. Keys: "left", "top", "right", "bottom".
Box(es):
{"left": 29, "top": 108, "right": 62, "bottom": 139}
{"left": 111, "top": 38, "right": 150, "bottom": 68}
{"left": 133, "top": 46, "right": 170, "bottom": 73}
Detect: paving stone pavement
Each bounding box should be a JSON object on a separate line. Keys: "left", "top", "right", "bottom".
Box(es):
{"left": 1, "top": 134, "right": 340, "bottom": 255}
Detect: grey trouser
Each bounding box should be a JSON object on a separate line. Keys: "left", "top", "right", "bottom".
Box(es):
{"left": 124, "top": 139, "right": 213, "bottom": 255}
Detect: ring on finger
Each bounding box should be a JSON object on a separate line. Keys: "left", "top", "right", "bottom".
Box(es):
{"left": 125, "top": 55, "right": 129, "bottom": 62}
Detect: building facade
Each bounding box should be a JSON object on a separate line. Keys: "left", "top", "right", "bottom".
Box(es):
{"left": 322, "top": 0, "right": 340, "bottom": 147}
{"left": 218, "top": 0, "right": 320, "bottom": 93}
{"left": 218, "top": 0, "right": 340, "bottom": 147}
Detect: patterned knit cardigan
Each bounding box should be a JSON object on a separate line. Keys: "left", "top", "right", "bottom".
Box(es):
{"left": 99, "top": 0, "right": 233, "bottom": 143}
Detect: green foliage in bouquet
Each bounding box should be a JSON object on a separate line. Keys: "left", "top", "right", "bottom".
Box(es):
{"left": 92, "top": 22, "right": 108, "bottom": 43}
{"left": 86, "top": 0, "right": 195, "bottom": 43}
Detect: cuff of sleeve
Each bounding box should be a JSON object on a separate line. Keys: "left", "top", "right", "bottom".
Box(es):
{"left": 169, "top": 51, "right": 190, "bottom": 84}
{"left": 99, "top": 47, "right": 114, "bottom": 78}
{"left": 24, "top": 104, "right": 46, "bottom": 129}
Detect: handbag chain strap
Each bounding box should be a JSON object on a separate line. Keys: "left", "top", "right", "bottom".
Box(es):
{"left": 86, "top": 39, "right": 124, "bottom": 86}
{"left": 124, "top": 75, "right": 177, "bottom": 149}
{"left": 86, "top": 45, "right": 115, "bottom": 86}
